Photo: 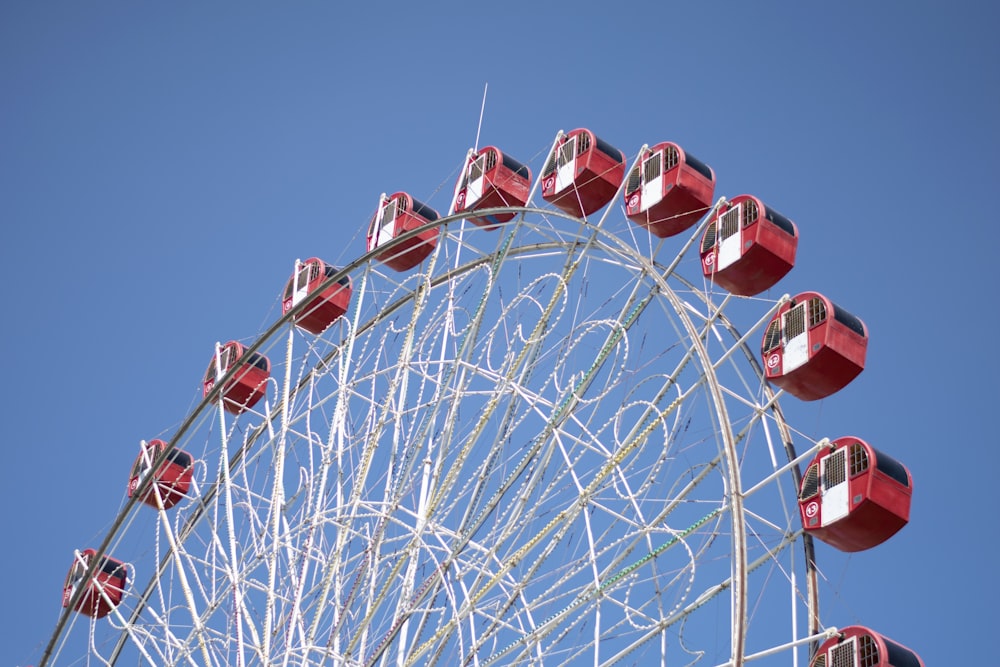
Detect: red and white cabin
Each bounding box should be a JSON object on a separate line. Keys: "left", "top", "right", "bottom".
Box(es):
{"left": 540, "top": 129, "right": 625, "bottom": 218}
{"left": 128, "top": 439, "right": 194, "bottom": 510}
{"left": 761, "top": 292, "right": 867, "bottom": 401}
{"left": 367, "top": 192, "right": 440, "bottom": 272}
{"left": 810, "top": 626, "right": 924, "bottom": 667}
{"left": 454, "top": 146, "right": 531, "bottom": 229}
{"left": 625, "top": 142, "right": 715, "bottom": 238}
{"left": 62, "top": 549, "right": 127, "bottom": 619}
{"left": 799, "top": 437, "right": 912, "bottom": 552}
{"left": 282, "top": 258, "right": 352, "bottom": 334}
{"left": 700, "top": 195, "right": 798, "bottom": 296}
{"left": 202, "top": 341, "right": 270, "bottom": 415}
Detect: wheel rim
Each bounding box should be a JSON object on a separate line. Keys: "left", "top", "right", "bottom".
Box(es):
{"left": 44, "top": 207, "right": 824, "bottom": 666}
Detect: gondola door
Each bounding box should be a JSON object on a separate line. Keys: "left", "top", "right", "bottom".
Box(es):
{"left": 641, "top": 151, "right": 663, "bottom": 211}
{"left": 716, "top": 203, "right": 743, "bottom": 271}
{"left": 213, "top": 344, "right": 235, "bottom": 385}
{"left": 466, "top": 154, "right": 486, "bottom": 207}
{"left": 63, "top": 555, "right": 85, "bottom": 608}
{"left": 828, "top": 635, "right": 855, "bottom": 665}
{"left": 554, "top": 136, "right": 576, "bottom": 194}
{"left": 373, "top": 196, "right": 396, "bottom": 249}
{"left": 820, "top": 447, "right": 850, "bottom": 525}
{"left": 781, "top": 301, "right": 809, "bottom": 373}
{"left": 130, "top": 443, "right": 154, "bottom": 496}
{"left": 291, "top": 261, "right": 312, "bottom": 309}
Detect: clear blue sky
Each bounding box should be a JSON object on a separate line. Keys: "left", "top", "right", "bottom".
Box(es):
{"left": 2, "top": 2, "right": 996, "bottom": 665}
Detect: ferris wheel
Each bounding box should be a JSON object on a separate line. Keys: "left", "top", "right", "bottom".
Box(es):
{"left": 40, "top": 130, "right": 922, "bottom": 667}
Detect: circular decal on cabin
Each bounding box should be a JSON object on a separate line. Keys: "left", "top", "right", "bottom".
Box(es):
{"left": 129, "top": 477, "right": 138, "bottom": 493}
{"left": 805, "top": 501, "right": 819, "bottom": 518}
{"left": 544, "top": 176, "right": 554, "bottom": 191}
{"left": 766, "top": 353, "right": 780, "bottom": 370}
{"left": 628, "top": 194, "right": 639, "bottom": 210}
{"left": 704, "top": 251, "right": 715, "bottom": 267}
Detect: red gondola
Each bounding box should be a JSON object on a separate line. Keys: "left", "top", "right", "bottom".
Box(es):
{"left": 202, "top": 341, "right": 270, "bottom": 415}
{"left": 127, "top": 439, "right": 194, "bottom": 510}
{"left": 62, "top": 549, "right": 127, "bottom": 619}
{"left": 761, "top": 292, "right": 867, "bottom": 401}
{"left": 540, "top": 129, "right": 625, "bottom": 217}
{"left": 810, "top": 626, "right": 924, "bottom": 667}
{"left": 624, "top": 142, "right": 716, "bottom": 238}
{"left": 367, "top": 192, "right": 440, "bottom": 272}
{"left": 799, "top": 437, "right": 912, "bottom": 552}
{"left": 699, "top": 195, "right": 798, "bottom": 296}
{"left": 454, "top": 146, "right": 532, "bottom": 229}
{"left": 282, "top": 258, "right": 352, "bottom": 334}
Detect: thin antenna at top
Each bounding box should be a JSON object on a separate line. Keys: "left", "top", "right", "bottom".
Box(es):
{"left": 474, "top": 83, "right": 488, "bottom": 151}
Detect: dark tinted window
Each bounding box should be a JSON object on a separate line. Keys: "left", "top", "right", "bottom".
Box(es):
{"left": 684, "top": 152, "right": 713, "bottom": 182}
{"left": 625, "top": 163, "right": 641, "bottom": 193}
{"left": 410, "top": 198, "right": 439, "bottom": 222}
{"left": 873, "top": 449, "right": 910, "bottom": 487}
{"left": 246, "top": 351, "right": 269, "bottom": 372}
{"left": 762, "top": 319, "right": 781, "bottom": 353}
{"left": 99, "top": 557, "right": 126, "bottom": 580}
{"left": 167, "top": 448, "right": 192, "bottom": 469}
{"left": 502, "top": 153, "right": 530, "bottom": 180}
{"left": 701, "top": 221, "right": 717, "bottom": 253}
{"left": 763, "top": 205, "right": 796, "bottom": 236}
{"left": 832, "top": 303, "right": 866, "bottom": 338}
{"left": 323, "top": 264, "right": 352, "bottom": 287}
{"left": 799, "top": 463, "right": 819, "bottom": 499}
{"left": 594, "top": 136, "right": 624, "bottom": 164}
{"left": 541, "top": 144, "right": 557, "bottom": 177}
{"left": 884, "top": 639, "right": 922, "bottom": 667}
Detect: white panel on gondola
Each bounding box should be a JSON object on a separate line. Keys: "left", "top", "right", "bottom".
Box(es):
{"left": 717, "top": 203, "right": 742, "bottom": 270}
{"left": 291, "top": 261, "right": 310, "bottom": 307}
{"left": 820, "top": 447, "right": 849, "bottom": 525}
{"left": 782, "top": 302, "right": 809, "bottom": 373}
{"left": 554, "top": 137, "right": 575, "bottom": 194}
{"left": 466, "top": 156, "right": 485, "bottom": 206}
{"left": 375, "top": 200, "right": 396, "bottom": 248}
{"left": 641, "top": 152, "right": 663, "bottom": 209}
